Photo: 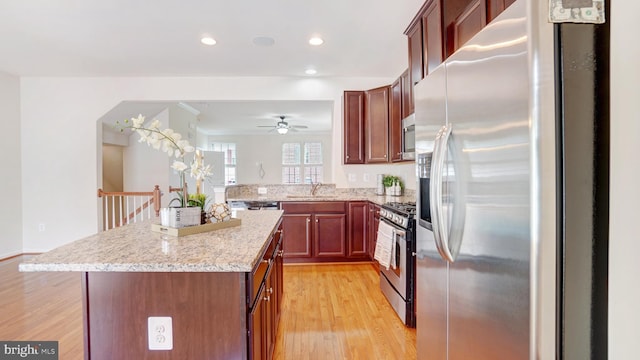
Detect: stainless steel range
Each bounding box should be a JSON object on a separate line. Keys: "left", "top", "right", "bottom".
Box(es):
{"left": 378, "top": 201, "right": 416, "bottom": 327}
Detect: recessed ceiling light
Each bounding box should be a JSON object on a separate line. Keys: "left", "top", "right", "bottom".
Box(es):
{"left": 305, "top": 69, "right": 317, "bottom": 75}
{"left": 201, "top": 36, "right": 217, "bottom": 46}
{"left": 309, "top": 37, "right": 324, "bottom": 46}
{"left": 253, "top": 36, "right": 275, "bottom": 46}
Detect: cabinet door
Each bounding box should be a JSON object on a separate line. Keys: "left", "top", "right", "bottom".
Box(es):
{"left": 313, "top": 214, "right": 346, "bottom": 258}
{"left": 400, "top": 69, "right": 411, "bottom": 119}
{"left": 249, "top": 284, "right": 267, "bottom": 360}
{"left": 422, "top": 0, "right": 444, "bottom": 75}
{"left": 487, "top": 0, "right": 516, "bottom": 23}
{"left": 407, "top": 20, "right": 424, "bottom": 113}
{"left": 390, "top": 78, "right": 403, "bottom": 163}
{"left": 367, "top": 203, "right": 381, "bottom": 259}
{"left": 343, "top": 91, "right": 365, "bottom": 164}
{"left": 282, "top": 214, "right": 312, "bottom": 258}
{"left": 364, "top": 86, "right": 390, "bottom": 163}
{"left": 448, "top": 0, "right": 486, "bottom": 55}
{"left": 264, "top": 268, "right": 275, "bottom": 360}
{"left": 348, "top": 202, "right": 369, "bottom": 258}
{"left": 273, "top": 232, "right": 284, "bottom": 324}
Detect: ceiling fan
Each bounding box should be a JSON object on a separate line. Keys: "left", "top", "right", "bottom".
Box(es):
{"left": 257, "top": 115, "right": 308, "bottom": 134}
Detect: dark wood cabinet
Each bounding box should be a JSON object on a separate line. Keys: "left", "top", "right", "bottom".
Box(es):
{"left": 405, "top": 0, "right": 443, "bottom": 114}
{"left": 390, "top": 78, "right": 403, "bottom": 163}
{"left": 400, "top": 69, "right": 412, "bottom": 119}
{"left": 281, "top": 202, "right": 350, "bottom": 262}
{"left": 343, "top": 91, "right": 365, "bottom": 164}
{"left": 281, "top": 213, "right": 312, "bottom": 258}
{"left": 248, "top": 222, "right": 283, "bottom": 360}
{"left": 347, "top": 202, "right": 369, "bottom": 258}
{"left": 422, "top": 0, "right": 444, "bottom": 75}
{"left": 367, "top": 203, "right": 381, "bottom": 264}
{"left": 406, "top": 22, "right": 423, "bottom": 114}
{"left": 487, "top": 0, "right": 516, "bottom": 23}
{"left": 364, "top": 86, "right": 390, "bottom": 163}
{"left": 314, "top": 213, "right": 347, "bottom": 257}
{"left": 447, "top": 0, "right": 486, "bottom": 55}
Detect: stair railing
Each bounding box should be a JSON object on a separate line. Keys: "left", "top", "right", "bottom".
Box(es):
{"left": 97, "top": 185, "right": 162, "bottom": 231}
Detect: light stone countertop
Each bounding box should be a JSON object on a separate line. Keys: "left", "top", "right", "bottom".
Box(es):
{"left": 228, "top": 194, "right": 416, "bottom": 205}
{"left": 19, "top": 210, "right": 283, "bottom": 273}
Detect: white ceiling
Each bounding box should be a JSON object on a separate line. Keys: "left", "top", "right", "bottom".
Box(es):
{"left": 2, "top": 0, "right": 423, "bottom": 135}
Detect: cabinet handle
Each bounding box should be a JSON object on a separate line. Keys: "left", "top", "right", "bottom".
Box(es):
{"left": 315, "top": 218, "right": 319, "bottom": 223}
{"left": 264, "top": 295, "right": 270, "bottom": 302}
{"left": 346, "top": 155, "right": 350, "bottom": 159}
{"left": 268, "top": 287, "right": 273, "bottom": 294}
{"left": 262, "top": 259, "right": 271, "bottom": 265}
{"left": 307, "top": 218, "right": 311, "bottom": 223}
{"left": 278, "top": 250, "right": 284, "bottom": 257}
{"left": 384, "top": 154, "right": 387, "bottom": 158}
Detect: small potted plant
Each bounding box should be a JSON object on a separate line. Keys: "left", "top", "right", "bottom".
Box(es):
{"left": 382, "top": 175, "right": 403, "bottom": 196}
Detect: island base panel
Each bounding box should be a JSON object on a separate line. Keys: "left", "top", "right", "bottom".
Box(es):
{"left": 82, "top": 271, "right": 246, "bottom": 360}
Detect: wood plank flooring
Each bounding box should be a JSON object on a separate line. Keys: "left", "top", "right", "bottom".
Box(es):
{"left": 273, "top": 263, "right": 417, "bottom": 360}
{"left": 0, "top": 256, "right": 416, "bottom": 359}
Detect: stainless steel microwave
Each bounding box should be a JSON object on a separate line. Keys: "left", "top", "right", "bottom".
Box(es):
{"left": 402, "top": 114, "right": 416, "bottom": 160}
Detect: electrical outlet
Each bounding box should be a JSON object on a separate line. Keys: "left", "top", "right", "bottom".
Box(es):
{"left": 363, "top": 173, "right": 370, "bottom": 182}
{"left": 148, "top": 316, "right": 173, "bottom": 350}
{"left": 348, "top": 173, "right": 356, "bottom": 182}
{"left": 258, "top": 187, "right": 267, "bottom": 195}
{"left": 38, "top": 223, "right": 45, "bottom": 232}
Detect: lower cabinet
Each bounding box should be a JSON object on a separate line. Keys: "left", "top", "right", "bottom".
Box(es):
{"left": 281, "top": 201, "right": 381, "bottom": 263}
{"left": 347, "top": 201, "right": 369, "bottom": 259}
{"left": 248, "top": 221, "right": 283, "bottom": 360}
{"left": 367, "top": 203, "right": 381, "bottom": 271}
{"left": 281, "top": 202, "right": 347, "bottom": 263}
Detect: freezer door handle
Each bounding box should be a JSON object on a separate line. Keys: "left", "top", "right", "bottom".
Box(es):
{"left": 431, "top": 124, "right": 467, "bottom": 263}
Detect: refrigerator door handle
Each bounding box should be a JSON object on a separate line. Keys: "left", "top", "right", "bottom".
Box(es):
{"left": 431, "top": 124, "right": 456, "bottom": 262}
{"left": 432, "top": 124, "right": 467, "bottom": 263}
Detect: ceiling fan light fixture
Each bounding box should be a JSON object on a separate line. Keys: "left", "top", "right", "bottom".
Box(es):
{"left": 309, "top": 37, "right": 324, "bottom": 46}
{"left": 277, "top": 127, "right": 288, "bottom": 135}
{"left": 201, "top": 36, "right": 217, "bottom": 46}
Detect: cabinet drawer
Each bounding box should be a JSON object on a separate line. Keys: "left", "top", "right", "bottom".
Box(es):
{"left": 281, "top": 201, "right": 345, "bottom": 214}
{"left": 248, "top": 232, "right": 279, "bottom": 307}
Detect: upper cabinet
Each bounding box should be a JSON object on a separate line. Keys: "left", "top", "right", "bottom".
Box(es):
{"left": 404, "top": 0, "right": 515, "bottom": 112}
{"left": 365, "top": 86, "right": 390, "bottom": 163}
{"left": 390, "top": 78, "right": 404, "bottom": 163}
{"left": 343, "top": 91, "right": 366, "bottom": 164}
{"left": 404, "top": 0, "right": 444, "bottom": 114}
{"left": 487, "top": 0, "right": 516, "bottom": 23}
{"left": 445, "top": 0, "right": 487, "bottom": 57}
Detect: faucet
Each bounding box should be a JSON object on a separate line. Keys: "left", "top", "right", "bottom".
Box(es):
{"left": 311, "top": 182, "right": 322, "bottom": 196}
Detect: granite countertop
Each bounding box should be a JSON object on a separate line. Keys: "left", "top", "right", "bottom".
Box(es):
{"left": 19, "top": 210, "right": 283, "bottom": 273}
{"left": 228, "top": 194, "right": 416, "bottom": 205}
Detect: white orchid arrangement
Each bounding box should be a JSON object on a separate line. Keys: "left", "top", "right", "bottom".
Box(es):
{"left": 117, "top": 114, "right": 213, "bottom": 205}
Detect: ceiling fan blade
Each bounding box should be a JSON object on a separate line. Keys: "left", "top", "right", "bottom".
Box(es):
{"left": 257, "top": 125, "right": 275, "bottom": 128}
{"left": 290, "top": 125, "right": 308, "bottom": 129}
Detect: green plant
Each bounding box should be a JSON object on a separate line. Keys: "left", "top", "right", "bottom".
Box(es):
{"left": 188, "top": 193, "right": 209, "bottom": 210}
{"left": 382, "top": 175, "right": 401, "bottom": 188}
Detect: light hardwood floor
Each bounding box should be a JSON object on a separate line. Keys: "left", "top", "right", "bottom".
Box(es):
{"left": 0, "top": 256, "right": 416, "bottom": 359}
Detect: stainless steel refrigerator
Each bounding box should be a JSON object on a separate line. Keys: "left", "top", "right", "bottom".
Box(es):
{"left": 414, "top": 0, "right": 609, "bottom": 359}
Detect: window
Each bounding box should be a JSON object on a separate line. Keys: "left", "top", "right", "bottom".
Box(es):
{"left": 211, "top": 142, "right": 236, "bottom": 185}
{"left": 282, "top": 142, "right": 323, "bottom": 184}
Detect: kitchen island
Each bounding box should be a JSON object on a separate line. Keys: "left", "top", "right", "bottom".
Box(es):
{"left": 20, "top": 210, "right": 284, "bottom": 360}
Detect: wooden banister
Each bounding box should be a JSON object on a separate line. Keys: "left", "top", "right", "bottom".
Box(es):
{"left": 97, "top": 185, "right": 162, "bottom": 231}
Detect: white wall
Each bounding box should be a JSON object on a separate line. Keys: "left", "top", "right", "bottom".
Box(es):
{"left": 0, "top": 71, "right": 22, "bottom": 258}
{"left": 207, "top": 133, "right": 333, "bottom": 184}
{"left": 19, "top": 76, "right": 393, "bottom": 251}
{"left": 609, "top": 1, "right": 640, "bottom": 357}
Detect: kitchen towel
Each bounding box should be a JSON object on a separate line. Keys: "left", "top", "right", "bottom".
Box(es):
{"left": 374, "top": 221, "right": 396, "bottom": 270}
